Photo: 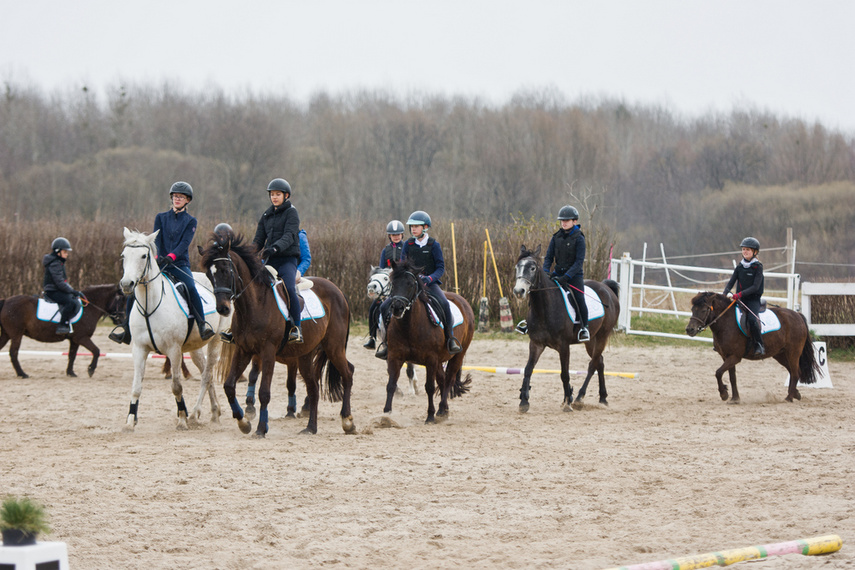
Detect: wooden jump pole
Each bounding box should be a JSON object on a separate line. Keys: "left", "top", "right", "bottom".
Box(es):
{"left": 605, "top": 534, "right": 842, "bottom": 570}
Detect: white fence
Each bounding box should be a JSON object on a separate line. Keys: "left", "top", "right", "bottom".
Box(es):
{"left": 801, "top": 282, "right": 855, "bottom": 336}
{"left": 610, "top": 252, "right": 801, "bottom": 343}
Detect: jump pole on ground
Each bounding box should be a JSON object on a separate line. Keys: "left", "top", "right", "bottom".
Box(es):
{"left": 605, "top": 534, "right": 842, "bottom": 570}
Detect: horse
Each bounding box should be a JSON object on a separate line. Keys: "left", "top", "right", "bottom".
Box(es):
{"left": 367, "top": 265, "right": 418, "bottom": 396}
{"left": 0, "top": 284, "right": 125, "bottom": 378}
{"left": 512, "top": 245, "right": 620, "bottom": 413}
{"left": 244, "top": 354, "right": 312, "bottom": 420}
{"left": 118, "top": 227, "right": 231, "bottom": 431}
{"left": 382, "top": 257, "right": 474, "bottom": 423}
{"left": 685, "top": 291, "right": 821, "bottom": 402}
{"left": 200, "top": 233, "right": 355, "bottom": 437}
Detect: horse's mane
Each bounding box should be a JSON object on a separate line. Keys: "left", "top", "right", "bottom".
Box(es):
{"left": 201, "top": 233, "right": 271, "bottom": 284}
{"left": 392, "top": 257, "right": 425, "bottom": 277}
{"left": 517, "top": 246, "right": 540, "bottom": 263}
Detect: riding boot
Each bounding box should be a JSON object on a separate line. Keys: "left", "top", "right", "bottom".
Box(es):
{"left": 197, "top": 317, "right": 215, "bottom": 341}
{"left": 109, "top": 323, "right": 132, "bottom": 344}
{"left": 288, "top": 323, "right": 303, "bottom": 343}
{"left": 363, "top": 337, "right": 376, "bottom": 349}
{"left": 375, "top": 342, "right": 388, "bottom": 360}
{"left": 751, "top": 320, "right": 765, "bottom": 356}
{"left": 56, "top": 321, "right": 71, "bottom": 335}
{"left": 446, "top": 336, "right": 462, "bottom": 354}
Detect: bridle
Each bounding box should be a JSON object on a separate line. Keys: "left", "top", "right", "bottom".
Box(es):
{"left": 515, "top": 257, "right": 552, "bottom": 294}
{"left": 123, "top": 243, "right": 167, "bottom": 316}
{"left": 688, "top": 297, "right": 736, "bottom": 333}
{"left": 389, "top": 270, "right": 421, "bottom": 315}
{"left": 368, "top": 272, "right": 392, "bottom": 298}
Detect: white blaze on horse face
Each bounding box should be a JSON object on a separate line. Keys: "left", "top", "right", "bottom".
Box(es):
{"left": 513, "top": 261, "right": 533, "bottom": 299}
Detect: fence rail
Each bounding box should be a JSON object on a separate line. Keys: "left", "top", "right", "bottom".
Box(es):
{"left": 801, "top": 282, "right": 855, "bottom": 336}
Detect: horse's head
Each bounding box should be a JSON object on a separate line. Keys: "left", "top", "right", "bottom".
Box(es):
{"left": 685, "top": 291, "right": 720, "bottom": 337}
{"left": 107, "top": 284, "right": 127, "bottom": 325}
{"left": 200, "top": 233, "right": 239, "bottom": 317}
{"left": 119, "top": 227, "right": 159, "bottom": 295}
{"left": 367, "top": 266, "right": 392, "bottom": 300}
{"left": 388, "top": 258, "right": 425, "bottom": 319}
{"left": 513, "top": 244, "right": 542, "bottom": 300}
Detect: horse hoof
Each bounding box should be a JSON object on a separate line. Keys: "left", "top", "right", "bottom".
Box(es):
{"left": 793, "top": 391, "right": 802, "bottom": 401}
{"left": 252, "top": 431, "right": 266, "bottom": 439}
{"left": 88, "top": 367, "right": 96, "bottom": 378}
{"left": 719, "top": 391, "right": 729, "bottom": 401}
{"left": 425, "top": 416, "right": 436, "bottom": 424}
{"left": 67, "top": 371, "right": 77, "bottom": 378}
{"left": 435, "top": 412, "right": 448, "bottom": 423}
{"left": 519, "top": 402, "right": 530, "bottom": 414}
{"left": 564, "top": 402, "right": 576, "bottom": 412}
{"left": 238, "top": 419, "right": 252, "bottom": 434}
{"left": 245, "top": 406, "right": 256, "bottom": 421}
{"left": 284, "top": 411, "right": 296, "bottom": 419}
{"left": 342, "top": 416, "right": 356, "bottom": 434}
{"left": 17, "top": 373, "right": 29, "bottom": 379}
{"left": 299, "top": 427, "right": 317, "bottom": 435}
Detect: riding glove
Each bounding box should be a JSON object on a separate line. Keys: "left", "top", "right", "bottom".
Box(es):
{"left": 732, "top": 292, "right": 743, "bottom": 300}
{"left": 420, "top": 275, "right": 433, "bottom": 286}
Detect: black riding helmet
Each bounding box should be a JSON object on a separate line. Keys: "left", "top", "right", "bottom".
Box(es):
{"left": 740, "top": 237, "right": 760, "bottom": 251}
{"left": 386, "top": 220, "right": 405, "bottom": 235}
{"left": 267, "top": 178, "right": 292, "bottom": 196}
{"left": 51, "top": 237, "right": 72, "bottom": 252}
{"left": 406, "top": 210, "right": 431, "bottom": 228}
{"left": 213, "top": 223, "right": 234, "bottom": 239}
{"left": 557, "top": 205, "right": 579, "bottom": 220}
{"left": 169, "top": 181, "right": 193, "bottom": 201}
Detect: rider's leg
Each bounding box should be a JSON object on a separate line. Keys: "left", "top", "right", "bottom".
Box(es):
{"left": 277, "top": 258, "right": 303, "bottom": 343}
{"left": 49, "top": 291, "right": 78, "bottom": 334}
{"left": 110, "top": 295, "right": 134, "bottom": 344}
{"left": 169, "top": 264, "right": 214, "bottom": 341}
{"left": 568, "top": 274, "right": 589, "bottom": 342}
{"left": 744, "top": 299, "right": 765, "bottom": 355}
{"left": 365, "top": 298, "right": 380, "bottom": 349}
{"left": 427, "top": 282, "right": 461, "bottom": 354}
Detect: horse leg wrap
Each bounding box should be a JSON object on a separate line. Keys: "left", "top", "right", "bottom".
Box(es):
{"left": 288, "top": 394, "right": 297, "bottom": 410}
{"left": 259, "top": 409, "right": 269, "bottom": 433}
{"left": 246, "top": 383, "right": 256, "bottom": 404}
{"left": 229, "top": 398, "right": 244, "bottom": 419}
{"left": 129, "top": 401, "right": 139, "bottom": 419}
{"left": 176, "top": 397, "right": 188, "bottom": 417}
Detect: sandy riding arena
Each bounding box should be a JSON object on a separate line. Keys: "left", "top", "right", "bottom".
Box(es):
{"left": 2, "top": 328, "right": 853, "bottom": 569}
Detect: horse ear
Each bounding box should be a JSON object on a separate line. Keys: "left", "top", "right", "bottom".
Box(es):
{"left": 534, "top": 244, "right": 542, "bottom": 257}
{"left": 123, "top": 227, "right": 131, "bottom": 239}
{"left": 520, "top": 245, "right": 527, "bottom": 256}
{"left": 150, "top": 229, "right": 160, "bottom": 242}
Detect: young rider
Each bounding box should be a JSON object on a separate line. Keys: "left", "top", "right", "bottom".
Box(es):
{"left": 543, "top": 205, "right": 589, "bottom": 342}
{"left": 43, "top": 237, "right": 84, "bottom": 335}
{"left": 253, "top": 177, "right": 303, "bottom": 344}
{"left": 375, "top": 210, "right": 462, "bottom": 359}
{"left": 364, "top": 220, "right": 405, "bottom": 350}
{"left": 724, "top": 237, "right": 765, "bottom": 355}
{"left": 109, "top": 182, "right": 214, "bottom": 343}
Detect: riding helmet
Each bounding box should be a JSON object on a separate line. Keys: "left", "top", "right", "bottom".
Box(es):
{"left": 267, "top": 178, "right": 292, "bottom": 195}
{"left": 51, "top": 237, "right": 72, "bottom": 252}
{"left": 386, "top": 220, "right": 405, "bottom": 235}
{"left": 169, "top": 181, "right": 194, "bottom": 201}
{"left": 557, "top": 205, "right": 579, "bottom": 220}
{"left": 406, "top": 210, "right": 432, "bottom": 228}
{"left": 213, "top": 223, "right": 234, "bottom": 239}
{"left": 740, "top": 237, "right": 760, "bottom": 251}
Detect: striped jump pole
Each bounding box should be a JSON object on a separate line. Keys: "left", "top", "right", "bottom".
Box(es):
{"left": 606, "top": 534, "right": 842, "bottom": 570}
{"left": 462, "top": 365, "right": 637, "bottom": 379}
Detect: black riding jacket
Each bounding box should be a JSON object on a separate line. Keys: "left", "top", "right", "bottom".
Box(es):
{"left": 253, "top": 201, "right": 300, "bottom": 262}
{"left": 402, "top": 236, "right": 443, "bottom": 284}
{"left": 380, "top": 241, "right": 404, "bottom": 267}
{"left": 43, "top": 252, "right": 76, "bottom": 294}
{"left": 543, "top": 226, "right": 586, "bottom": 279}
{"left": 724, "top": 259, "right": 764, "bottom": 301}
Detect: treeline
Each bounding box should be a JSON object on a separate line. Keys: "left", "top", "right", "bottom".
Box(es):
{"left": 1, "top": 81, "right": 854, "bottom": 279}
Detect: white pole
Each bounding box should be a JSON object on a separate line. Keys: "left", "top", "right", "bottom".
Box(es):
{"left": 640, "top": 242, "right": 648, "bottom": 316}
{"left": 660, "top": 243, "right": 679, "bottom": 316}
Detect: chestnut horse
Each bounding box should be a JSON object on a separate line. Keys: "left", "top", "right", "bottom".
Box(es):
{"left": 382, "top": 258, "right": 474, "bottom": 423}
{"left": 0, "top": 284, "right": 125, "bottom": 378}
{"left": 685, "top": 291, "right": 820, "bottom": 402}
{"left": 200, "top": 233, "right": 355, "bottom": 437}
{"left": 512, "top": 245, "right": 620, "bottom": 412}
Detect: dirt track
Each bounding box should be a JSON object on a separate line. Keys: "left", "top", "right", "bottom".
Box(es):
{"left": 1, "top": 327, "right": 853, "bottom": 569}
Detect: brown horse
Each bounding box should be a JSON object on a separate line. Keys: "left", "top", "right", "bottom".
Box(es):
{"left": 382, "top": 258, "right": 474, "bottom": 423}
{"left": 0, "top": 284, "right": 125, "bottom": 378}
{"left": 512, "top": 245, "right": 620, "bottom": 412}
{"left": 686, "top": 291, "right": 820, "bottom": 402}
{"left": 200, "top": 233, "right": 355, "bottom": 437}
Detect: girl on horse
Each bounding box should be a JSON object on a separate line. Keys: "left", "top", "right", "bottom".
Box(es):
{"left": 110, "top": 181, "right": 214, "bottom": 343}
{"left": 375, "top": 210, "right": 461, "bottom": 359}
{"left": 543, "top": 205, "right": 590, "bottom": 342}
{"left": 364, "top": 219, "right": 405, "bottom": 350}
{"left": 253, "top": 177, "right": 303, "bottom": 344}
{"left": 724, "top": 236, "right": 765, "bottom": 355}
{"left": 43, "top": 237, "right": 84, "bottom": 335}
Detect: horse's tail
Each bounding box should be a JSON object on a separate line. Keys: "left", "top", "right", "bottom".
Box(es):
{"left": 797, "top": 313, "right": 821, "bottom": 385}
{"left": 445, "top": 370, "right": 472, "bottom": 399}
{"left": 603, "top": 279, "right": 620, "bottom": 298}
{"left": 313, "top": 347, "right": 351, "bottom": 403}
{"left": 216, "top": 341, "right": 237, "bottom": 385}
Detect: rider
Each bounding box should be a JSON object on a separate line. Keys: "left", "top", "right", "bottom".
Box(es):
{"left": 43, "top": 237, "right": 84, "bottom": 335}
{"left": 253, "top": 177, "right": 303, "bottom": 344}
{"left": 375, "top": 211, "right": 462, "bottom": 359}
{"left": 109, "top": 182, "right": 215, "bottom": 343}
{"left": 724, "top": 237, "right": 765, "bottom": 356}
{"left": 543, "top": 205, "right": 589, "bottom": 342}
{"left": 364, "top": 220, "right": 405, "bottom": 350}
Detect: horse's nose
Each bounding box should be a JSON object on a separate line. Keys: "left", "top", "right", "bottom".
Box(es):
{"left": 513, "top": 286, "right": 526, "bottom": 299}
{"left": 119, "top": 280, "right": 133, "bottom": 295}
{"left": 216, "top": 301, "right": 231, "bottom": 316}
{"left": 685, "top": 325, "right": 696, "bottom": 337}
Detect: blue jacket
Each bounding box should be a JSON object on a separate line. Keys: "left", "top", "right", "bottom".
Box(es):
{"left": 153, "top": 208, "right": 197, "bottom": 265}
{"left": 297, "top": 229, "right": 311, "bottom": 275}
{"left": 402, "top": 236, "right": 445, "bottom": 285}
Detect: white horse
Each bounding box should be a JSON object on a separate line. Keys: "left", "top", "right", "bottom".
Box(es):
{"left": 367, "top": 266, "right": 418, "bottom": 396}
{"left": 119, "top": 227, "right": 231, "bottom": 431}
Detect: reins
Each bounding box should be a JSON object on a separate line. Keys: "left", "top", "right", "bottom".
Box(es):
{"left": 388, "top": 270, "right": 421, "bottom": 314}
{"left": 689, "top": 298, "right": 737, "bottom": 333}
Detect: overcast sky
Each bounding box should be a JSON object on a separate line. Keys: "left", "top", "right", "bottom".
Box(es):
{"left": 2, "top": 0, "right": 853, "bottom": 132}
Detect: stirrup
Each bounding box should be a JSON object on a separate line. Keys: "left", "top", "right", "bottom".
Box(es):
{"left": 56, "top": 323, "right": 71, "bottom": 335}
{"left": 515, "top": 320, "right": 528, "bottom": 335}
{"left": 754, "top": 342, "right": 766, "bottom": 356}
{"left": 577, "top": 327, "right": 590, "bottom": 342}
{"left": 199, "top": 323, "right": 215, "bottom": 341}
{"left": 219, "top": 330, "right": 234, "bottom": 344}
{"left": 289, "top": 327, "right": 303, "bottom": 344}
{"left": 447, "top": 337, "right": 462, "bottom": 354}
{"left": 375, "top": 342, "right": 388, "bottom": 360}
{"left": 109, "top": 325, "right": 131, "bottom": 345}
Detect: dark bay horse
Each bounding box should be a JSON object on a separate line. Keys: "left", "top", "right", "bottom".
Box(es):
{"left": 685, "top": 291, "right": 820, "bottom": 402}
{"left": 383, "top": 258, "right": 474, "bottom": 423}
{"left": 512, "top": 245, "right": 620, "bottom": 412}
{"left": 0, "top": 284, "right": 125, "bottom": 378}
{"left": 200, "top": 234, "right": 355, "bottom": 437}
